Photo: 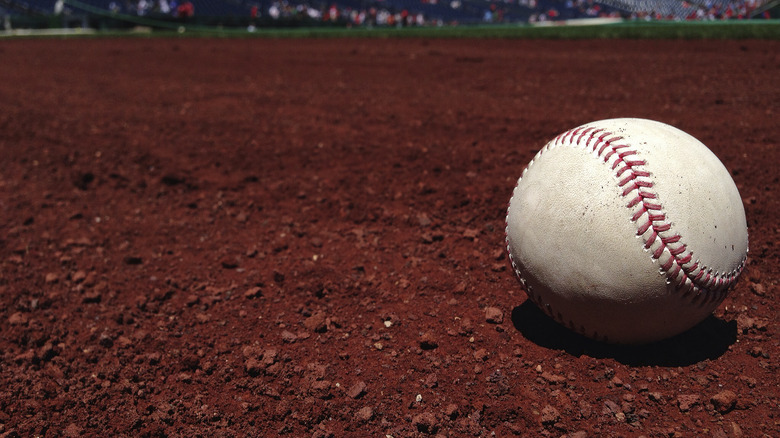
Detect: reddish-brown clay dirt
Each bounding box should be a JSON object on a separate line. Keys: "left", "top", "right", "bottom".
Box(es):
{"left": 0, "top": 37, "right": 778, "bottom": 437}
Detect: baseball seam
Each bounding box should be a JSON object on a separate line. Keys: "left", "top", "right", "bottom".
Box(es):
{"left": 505, "top": 126, "right": 747, "bottom": 340}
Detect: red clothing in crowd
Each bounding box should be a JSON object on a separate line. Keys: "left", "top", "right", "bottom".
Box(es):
{"left": 177, "top": 0, "right": 194, "bottom": 18}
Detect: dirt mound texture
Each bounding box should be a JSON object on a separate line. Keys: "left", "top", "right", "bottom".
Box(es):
{"left": 1, "top": 38, "right": 778, "bottom": 437}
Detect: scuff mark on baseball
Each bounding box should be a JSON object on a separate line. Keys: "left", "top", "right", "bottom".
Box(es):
{"left": 505, "top": 118, "right": 748, "bottom": 344}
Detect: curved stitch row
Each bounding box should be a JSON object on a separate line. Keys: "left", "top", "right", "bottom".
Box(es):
{"left": 557, "top": 127, "right": 745, "bottom": 304}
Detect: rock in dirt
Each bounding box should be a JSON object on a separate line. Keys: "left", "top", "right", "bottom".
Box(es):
{"left": 541, "top": 371, "right": 566, "bottom": 385}
{"left": 355, "top": 406, "right": 374, "bottom": 422}
{"left": 749, "top": 282, "right": 766, "bottom": 296}
{"left": 540, "top": 404, "right": 560, "bottom": 425}
{"left": 8, "top": 312, "right": 28, "bottom": 326}
{"left": 220, "top": 258, "right": 239, "bottom": 269}
{"left": 417, "top": 213, "right": 431, "bottom": 227}
{"left": 473, "top": 348, "right": 489, "bottom": 361}
{"left": 347, "top": 380, "right": 367, "bottom": 399}
{"left": 242, "top": 345, "right": 262, "bottom": 359}
{"left": 578, "top": 400, "right": 593, "bottom": 419}
{"left": 71, "top": 270, "right": 87, "bottom": 283}
{"left": 245, "top": 358, "right": 263, "bottom": 376}
{"left": 303, "top": 311, "right": 328, "bottom": 333}
{"left": 243, "top": 287, "right": 262, "bottom": 299}
{"left": 603, "top": 398, "right": 618, "bottom": 412}
{"left": 412, "top": 412, "right": 439, "bottom": 434}
{"left": 711, "top": 390, "right": 737, "bottom": 414}
{"left": 423, "top": 373, "right": 438, "bottom": 388}
{"left": 308, "top": 380, "right": 332, "bottom": 399}
{"left": 115, "top": 336, "right": 132, "bottom": 349}
{"left": 419, "top": 332, "right": 438, "bottom": 350}
{"left": 146, "top": 352, "right": 162, "bottom": 365}
{"left": 281, "top": 330, "right": 298, "bottom": 343}
{"left": 736, "top": 314, "right": 769, "bottom": 332}
{"left": 748, "top": 346, "right": 769, "bottom": 358}
{"left": 484, "top": 307, "right": 503, "bottom": 324}
{"left": 487, "top": 369, "right": 511, "bottom": 397}
{"left": 63, "top": 423, "right": 83, "bottom": 437}
{"left": 648, "top": 392, "right": 665, "bottom": 404}
{"left": 82, "top": 290, "right": 102, "bottom": 303}
{"left": 38, "top": 342, "right": 58, "bottom": 362}
{"left": 262, "top": 349, "right": 278, "bottom": 366}
{"left": 677, "top": 394, "right": 700, "bottom": 412}
{"left": 444, "top": 403, "right": 459, "bottom": 420}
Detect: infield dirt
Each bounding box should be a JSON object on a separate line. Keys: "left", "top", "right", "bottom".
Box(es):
{"left": 0, "top": 37, "right": 778, "bottom": 437}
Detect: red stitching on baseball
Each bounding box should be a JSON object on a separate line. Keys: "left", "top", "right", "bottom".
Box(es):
{"left": 644, "top": 232, "right": 657, "bottom": 248}
{"left": 661, "top": 234, "right": 681, "bottom": 244}
{"left": 627, "top": 196, "right": 642, "bottom": 208}
{"left": 636, "top": 220, "right": 652, "bottom": 235}
{"left": 660, "top": 256, "right": 675, "bottom": 271}
{"left": 618, "top": 174, "right": 634, "bottom": 186}
{"left": 580, "top": 128, "right": 746, "bottom": 296}
{"left": 575, "top": 127, "right": 595, "bottom": 145}
{"left": 671, "top": 261, "right": 683, "bottom": 277}
{"left": 506, "top": 125, "right": 746, "bottom": 316}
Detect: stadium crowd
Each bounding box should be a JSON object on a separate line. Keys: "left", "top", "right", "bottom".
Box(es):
{"left": 103, "top": 0, "right": 628, "bottom": 24}
{"left": 622, "top": 0, "right": 769, "bottom": 20}
{"left": 110, "top": 0, "right": 769, "bottom": 23}
{"left": 1, "top": 0, "right": 772, "bottom": 27}
{"left": 681, "top": 0, "right": 767, "bottom": 20}
{"left": 108, "top": 0, "right": 195, "bottom": 18}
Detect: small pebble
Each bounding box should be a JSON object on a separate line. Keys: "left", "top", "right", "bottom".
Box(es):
{"left": 484, "top": 307, "right": 504, "bottom": 324}
{"left": 419, "top": 332, "right": 438, "bottom": 350}
{"left": 355, "top": 406, "right": 374, "bottom": 422}
{"left": 711, "top": 390, "right": 737, "bottom": 414}
{"left": 281, "top": 330, "right": 297, "bottom": 343}
{"left": 412, "top": 412, "right": 439, "bottom": 434}
{"left": 677, "top": 394, "right": 700, "bottom": 412}
{"left": 540, "top": 404, "right": 560, "bottom": 425}
{"left": 347, "top": 381, "right": 367, "bottom": 399}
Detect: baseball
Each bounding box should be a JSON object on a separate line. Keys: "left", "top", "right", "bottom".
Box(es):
{"left": 505, "top": 118, "right": 748, "bottom": 344}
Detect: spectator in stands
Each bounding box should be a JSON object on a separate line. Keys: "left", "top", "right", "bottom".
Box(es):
{"left": 159, "top": 0, "right": 171, "bottom": 14}
{"left": 268, "top": 2, "right": 280, "bottom": 19}
{"left": 137, "top": 0, "right": 149, "bottom": 16}
{"left": 326, "top": 4, "right": 338, "bottom": 21}
{"left": 177, "top": 0, "right": 194, "bottom": 19}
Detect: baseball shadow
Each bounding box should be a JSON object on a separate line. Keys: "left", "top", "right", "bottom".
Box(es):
{"left": 511, "top": 300, "right": 737, "bottom": 367}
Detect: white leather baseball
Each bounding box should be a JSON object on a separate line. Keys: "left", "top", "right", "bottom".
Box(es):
{"left": 506, "top": 118, "right": 748, "bottom": 344}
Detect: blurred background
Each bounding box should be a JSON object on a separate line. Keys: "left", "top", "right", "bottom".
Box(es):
{"left": 1, "top": 0, "right": 777, "bottom": 33}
